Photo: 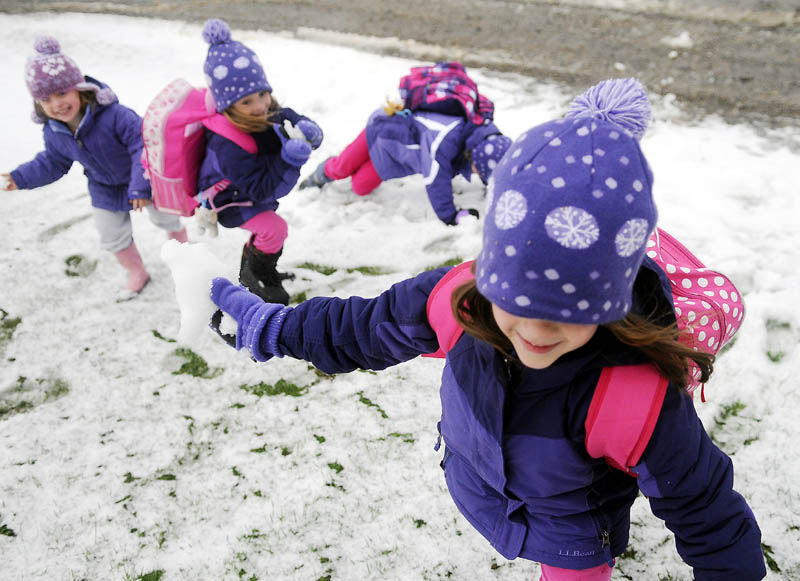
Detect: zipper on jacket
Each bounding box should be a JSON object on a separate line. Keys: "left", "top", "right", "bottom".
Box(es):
{"left": 600, "top": 529, "right": 610, "bottom": 548}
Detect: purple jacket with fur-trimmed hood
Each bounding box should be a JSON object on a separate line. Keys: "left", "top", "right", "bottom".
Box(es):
{"left": 365, "top": 109, "right": 503, "bottom": 224}
{"left": 10, "top": 76, "right": 151, "bottom": 212}
{"left": 198, "top": 107, "right": 312, "bottom": 228}
{"left": 268, "top": 259, "right": 765, "bottom": 579}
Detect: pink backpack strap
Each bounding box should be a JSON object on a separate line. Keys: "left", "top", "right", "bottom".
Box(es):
{"left": 585, "top": 364, "right": 668, "bottom": 475}
{"left": 423, "top": 261, "right": 475, "bottom": 358}
{"left": 202, "top": 113, "right": 257, "bottom": 154}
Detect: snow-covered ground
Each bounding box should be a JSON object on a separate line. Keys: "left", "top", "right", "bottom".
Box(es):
{"left": 1, "top": 12, "right": 799, "bottom": 581}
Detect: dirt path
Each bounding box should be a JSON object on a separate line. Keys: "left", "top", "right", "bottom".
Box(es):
{"left": 6, "top": 0, "right": 800, "bottom": 127}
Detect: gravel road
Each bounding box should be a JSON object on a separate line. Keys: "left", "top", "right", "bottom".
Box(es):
{"left": 4, "top": 0, "right": 799, "bottom": 129}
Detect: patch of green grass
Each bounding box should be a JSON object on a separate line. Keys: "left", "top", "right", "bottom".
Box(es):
{"left": 314, "top": 434, "right": 326, "bottom": 444}
{"left": 152, "top": 329, "right": 176, "bottom": 343}
{"left": 290, "top": 291, "right": 308, "bottom": 304}
{"left": 383, "top": 432, "right": 415, "bottom": 444}
{"left": 137, "top": 569, "right": 165, "bottom": 581}
{"left": 356, "top": 391, "right": 388, "bottom": 418}
{"left": 64, "top": 254, "right": 97, "bottom": 277}
{"left": 0, "top": 522, "right": 16, "bottom": 537}
{"left": 714, "top": 401, "right": 745, "bottom": 427}
{"left": 297, "top": 262, "right": 337, "bottom": 276}
{"left": 250, "top": 444, "right": 267, "bottom": 454}
{"left": 327, "top": 461, "right": 343, "bottom": 474}
{"left": 762, "top": 543, "right": 781, "bottom": 573}
{"left": 0, "top": 308, "right": 21, "bottom": 344}
{"left": 0, "top": 376, "right": 69, "bottom": 419}
{"left": 346, "top": 266, "right": 389, "bottom": 276}
{"left": 172, "top": 348, "right": 223, "bottom": 378}
{"left": 123, "top": 472, "right": 140, "bottom": 483}
{"left": 425, "top": 257, "right": 463, "bottom": 271}
{"left": 413, "top": 518, "right": 427, "bottom": 528}
{"left": 240, "top": 379, "right": 308, "bottom": 397}
{"left": 156, "top": 474, "right": 176, "bottom": 481}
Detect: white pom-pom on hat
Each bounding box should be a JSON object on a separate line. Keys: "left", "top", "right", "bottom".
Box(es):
{"left": 566, "top": 78, "right": 651, "bottom": 140}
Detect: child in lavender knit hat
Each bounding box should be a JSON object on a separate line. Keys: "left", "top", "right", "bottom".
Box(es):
{"left": 2, "top": 36, "right": 188, "bottom": 301}
{"left": 207, "top": 78, "right": 765, "bottom": 580}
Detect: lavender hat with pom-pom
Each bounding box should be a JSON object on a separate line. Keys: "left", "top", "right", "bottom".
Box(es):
{"left": 202, "top": 19, "right": 271, "bottom": 113}
{"left": 25, "top": 36, "right": 85, "bottom": 100}
{"left": 476, "top": 78, "right": 657, "bottom": 324}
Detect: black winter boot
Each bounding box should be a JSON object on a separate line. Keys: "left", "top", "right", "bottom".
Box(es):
{"left": 239, "top": 243, "right": 290, "bottom": 305}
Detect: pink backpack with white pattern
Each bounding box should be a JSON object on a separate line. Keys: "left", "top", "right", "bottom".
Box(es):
{"left": 399, "top": 61, "right": 495, "bottom": 125}
{"left": 425, "top": 227, "right": 745, "bottom": 474}
{"left": 141, "top": 79, "right": 257, "bottom": 217}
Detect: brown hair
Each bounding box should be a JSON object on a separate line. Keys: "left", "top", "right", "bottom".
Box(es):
{"left": 450, "top": 270, "right": 714, "bottom": 390}
{"left": 34, "top": 89, "right": 96, "bottom": 122}
{"left": 223, "top": 94, "right": 282, "bottom": 134}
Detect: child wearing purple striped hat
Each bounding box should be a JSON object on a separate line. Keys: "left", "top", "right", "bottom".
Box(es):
{"left": 208, "top": 78, "right": 765, "bottom": 580}
{"left": 2, "top": 36, "right": 187, "bottom": 302}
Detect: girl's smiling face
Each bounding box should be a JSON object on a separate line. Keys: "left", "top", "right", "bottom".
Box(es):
{"left": 491, "top": 304, "right": 598, "bottom": 369}
{"left": 230, "top": 90, "right": 272, "bottom": 118}
{"left": 38, "top": 89, "right": 82, "bottom": 126}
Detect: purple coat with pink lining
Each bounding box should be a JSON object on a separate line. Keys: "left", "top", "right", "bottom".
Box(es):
{"left": 271, "top": 260, "right": 765, "bottom": 578}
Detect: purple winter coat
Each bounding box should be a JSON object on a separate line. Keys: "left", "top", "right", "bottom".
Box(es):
{"left": 365, "top": 109, "right": 503, "bottom": 224}
{"left": 271, "top": 259, "right": 765, "bottom": 580}
{"left": 197, "top": 107, "right": 311, "bottom": 228}
{"left": 10, "top": 77, "right": 150, "bottom": 212}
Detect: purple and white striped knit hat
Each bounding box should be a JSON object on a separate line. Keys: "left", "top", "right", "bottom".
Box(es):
{"left": 202, "top": 19, "right": 272, "bottom": 113}
{"left": 476, "top": 78, "right": 657, "bottom": 324}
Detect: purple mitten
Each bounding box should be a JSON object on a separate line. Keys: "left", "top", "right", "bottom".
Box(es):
{"left": 209, "top": 277, "right": 292, "bottom": 361}
{"left": 296, "top": 119, "right": 323, "bottom": 149}
{"left": 281, "top": 138, "right": 312, "bottom": 167}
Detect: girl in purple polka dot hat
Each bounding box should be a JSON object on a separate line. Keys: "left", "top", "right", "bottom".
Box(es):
{"left": 206, "top": 78, "right": 765, "bottom": 580}
{"left": 197, "top": 19, "right": 324, "bottom": 305}
{"left": 477, "top": 77, "right": 657, "bottom": 324}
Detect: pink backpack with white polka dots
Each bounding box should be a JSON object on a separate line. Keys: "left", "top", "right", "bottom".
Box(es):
{"left": 645, "top": 227, "right": 744, "bottom": 397}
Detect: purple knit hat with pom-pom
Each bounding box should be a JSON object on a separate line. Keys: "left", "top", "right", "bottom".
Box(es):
{"left": 25, "top": 36, "right": 85, "bottom": 100}
{"left": 476, "top": 78, "right": 657, "bottom": 324}
{"left": 202, "top": 19, "right": 271, "bottom": 113}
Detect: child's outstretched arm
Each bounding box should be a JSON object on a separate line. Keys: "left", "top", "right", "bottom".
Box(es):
{"left": 210, "top": 268, "right": 446, "bottom": 374}
{"left": 634, "top": 387, "right": 766, "bottom": 580}
{"left": 9, "top": 139, "right": 74, "bottom": 191}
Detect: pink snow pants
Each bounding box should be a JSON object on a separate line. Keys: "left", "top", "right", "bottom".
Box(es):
{"left": 323, "top": 129, "right": 382, "bottom": 196}
{"left": 540, "top": 562, "right": 614, "bottom": 581}
{"left": 240, "top": 211, "right": 288, "bottom": 255}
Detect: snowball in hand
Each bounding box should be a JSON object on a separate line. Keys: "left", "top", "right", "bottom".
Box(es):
{"left": 160, "top": 239, "right": 236, "bottom": 344}
{"left": 282, "top": 119, "right": 305, "bottom": 141}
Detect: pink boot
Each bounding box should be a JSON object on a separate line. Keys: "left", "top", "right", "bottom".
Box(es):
{"left": 167, "top": 227, "right": 188, "bottom": 243}
{"left": 114, "top": 242, "right": 151, "bottom": 302}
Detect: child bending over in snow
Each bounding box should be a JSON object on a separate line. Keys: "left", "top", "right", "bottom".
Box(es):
{"left": 299, "top": 65, "right": 511, "bottom": 227}
{"left": 208, "top": 78, "right": 765, "bottom": 580}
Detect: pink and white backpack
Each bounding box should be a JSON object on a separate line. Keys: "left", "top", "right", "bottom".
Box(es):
{"left": 399, "top": 61, "right": 495, "bottom": 126}
{"left": 424, "top": 227, "right": 745, "bottom": 474}
{"left": 141, "top": 79, "right": 257, "bottom": 217}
